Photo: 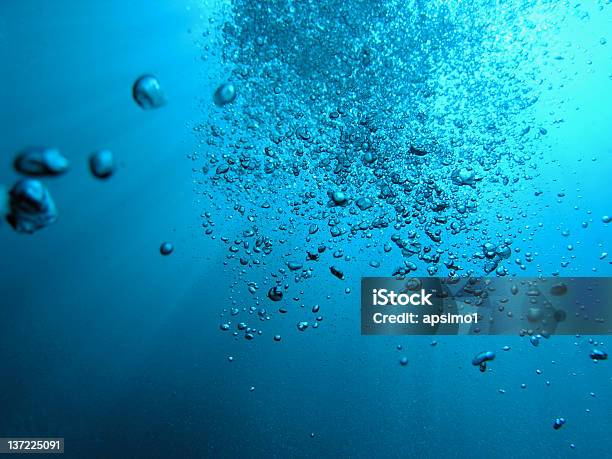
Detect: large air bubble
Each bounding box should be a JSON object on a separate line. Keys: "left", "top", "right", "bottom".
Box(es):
{"left": 7, "top": 179, "right": 58, "bottom": 233}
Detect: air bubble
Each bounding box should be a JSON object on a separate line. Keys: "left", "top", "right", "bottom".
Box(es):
{"left": 214, "top": 83, "right": 237, "bottom": 106}
{"left": 133, "top": 74, "right": 166, "bottom": 109}
{"left": 160, "top": 242, "right": 174, "bottom": 255}
{"left": 89, "top": 150, "right": 115, "bottom": 179}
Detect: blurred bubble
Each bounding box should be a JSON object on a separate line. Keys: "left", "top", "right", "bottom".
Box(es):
{"left": 89, "top": 150, "right": 115, "bottom": 179}
{"left": 7, "top": 179, "right": 57, "bottom": 234}
{"left": 133, "top": 74, "right": 166, "bottom": 109}
{"left": 14, "top": 147, "right": 69, "bottom": 176}
{"left": 214, "top": 83, "right": 237, "bottom": 106}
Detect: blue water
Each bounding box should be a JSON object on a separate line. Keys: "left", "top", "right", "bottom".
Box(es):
{"left": 0, "top": 1, "right": 610, "bottom": 458}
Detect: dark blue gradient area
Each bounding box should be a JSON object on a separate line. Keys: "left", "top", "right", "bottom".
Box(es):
{"left": 0, "top": 1, "right": 610, "bottom": 458}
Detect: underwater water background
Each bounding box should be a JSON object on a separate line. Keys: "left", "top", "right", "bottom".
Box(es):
{"left": 0, "top": 1, "right": 611, "bottom": 458}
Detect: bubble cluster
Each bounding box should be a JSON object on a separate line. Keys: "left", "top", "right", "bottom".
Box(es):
{"left": 194, "top": 2, "right": 610, "bottom": 369}
{"left": 196, "top": 0, "right": 569, "bottom": 304}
